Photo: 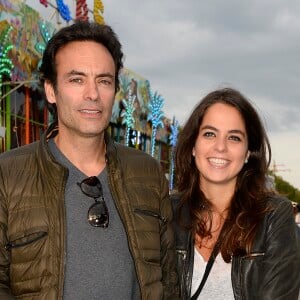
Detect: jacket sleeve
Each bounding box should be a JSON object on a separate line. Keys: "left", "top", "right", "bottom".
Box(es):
{"left": 258, "top": 198, "right": 300, "bottom": 299}
{"left": 0, "top": 176, "right": 16, "bottom": 299}
{"left": 159, "top": 170, "right": 180, "bottom": 299}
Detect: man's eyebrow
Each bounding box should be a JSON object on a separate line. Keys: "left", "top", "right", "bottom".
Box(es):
{"left": 66, "top": 70, "right": 114, "bottom": 78}
{"left": 95, "top": 73, "right": 114, "bottom": 79}
{"left": 66, "top": 70, "right": 85, "bottom": 77}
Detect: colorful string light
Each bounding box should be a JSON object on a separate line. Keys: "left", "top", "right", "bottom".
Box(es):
{"left": 35, "top": 21, "right": 52, "bottom": 55}
{"left": 32, "top": 21, "right": 53, "bottom": 90}
{"left": 147, "top": 89, "right": 165, "bottom": 157}
{"left": 94, "top": 0, "right": 105, "bottom": 24}
{"left": 169, "top": 117, "right": 179, "bottom": 191}
{"left": 0, "top": 25, "right": 13, "bottom": 96}
{"left": 121, "top": 89, "right": 136, "bottom": 146}
{"left": 76, "top": 0, "right": 88, "bottom": 21}
{"left": 56, "top": 0, "right": 72, "bottom": 22}
{"left": 39, "top": 0, "right": 48, "bottom": 7}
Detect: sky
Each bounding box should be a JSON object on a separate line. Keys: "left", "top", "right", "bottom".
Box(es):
{"left": 26, "top": 0, "right": 300, "bottom": 189}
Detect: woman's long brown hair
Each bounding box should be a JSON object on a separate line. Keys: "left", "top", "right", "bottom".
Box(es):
{"left": 175, "top": 88, "right": 275, "bottom": 262}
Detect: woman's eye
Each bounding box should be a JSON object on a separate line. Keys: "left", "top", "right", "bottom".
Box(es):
{"left": 203, "top": 131, "right": 215, "bottom": 137}
{"left": 229, "top": 135, "right": 242, "bottom": 142}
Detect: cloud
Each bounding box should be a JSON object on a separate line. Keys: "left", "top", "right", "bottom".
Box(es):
{"left": 105, "top": 0, "right": 300, "bottom": 188}
{"left": 28, "top": 0, "right": 300, "bottom": 189}
{"left": 105, "top": 1, "right": 300, "bottom": 126}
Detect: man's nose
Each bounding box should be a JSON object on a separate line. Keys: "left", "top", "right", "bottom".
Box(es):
{"left": 84, "top": 80, "right": 100, "bottom": 101}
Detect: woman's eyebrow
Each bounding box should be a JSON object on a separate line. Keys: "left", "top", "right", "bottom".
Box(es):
{"left": 200, "top": 125, "right": 246, "bottom": 137}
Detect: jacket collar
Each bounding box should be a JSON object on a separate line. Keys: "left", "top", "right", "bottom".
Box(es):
{"left": 36, "top": 123, "right": 68, "bottom": 189}
{"left": 40, "top": 123, "right": 119, "bottom": 179}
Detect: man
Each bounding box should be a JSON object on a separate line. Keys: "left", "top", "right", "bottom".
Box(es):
{"left": 0, "top": 21, "right": 178, "bottom": 299}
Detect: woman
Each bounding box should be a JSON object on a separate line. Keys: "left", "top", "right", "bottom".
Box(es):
{"left": 172, "top": 88, "right": 300, "bottom": 299}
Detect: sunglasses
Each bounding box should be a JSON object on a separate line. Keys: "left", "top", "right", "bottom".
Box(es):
{"left": 77, "top": 176, "right": 109, "bottom": 228}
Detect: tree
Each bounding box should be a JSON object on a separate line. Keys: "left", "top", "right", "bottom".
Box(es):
{"left": 274, "top": 175, "right": 300, "bottom": 204}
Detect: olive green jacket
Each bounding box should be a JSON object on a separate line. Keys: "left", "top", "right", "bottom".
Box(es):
{"left": 0, "top": 127, "right": 179, "bottom": 299}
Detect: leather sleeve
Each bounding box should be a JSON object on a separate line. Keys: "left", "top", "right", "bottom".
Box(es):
{"left": 171, "top": 194, "right": 194, "bottom": 300}
{"left": 261, "top": 198, "right": 300, "bottom": 299}
{"left": 233, "top": 197, "right": 300, "bottom": 300}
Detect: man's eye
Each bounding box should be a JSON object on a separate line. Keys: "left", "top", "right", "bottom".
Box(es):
{"left": 100, "top": 79, "right": 112, "bottom": 85}
{"left": 70, "top": 78, "right": 82, "bottom": 83}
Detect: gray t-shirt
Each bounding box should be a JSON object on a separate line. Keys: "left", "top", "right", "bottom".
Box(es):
{"left": 48, "top": 139, "right": 140, "bottom": 299}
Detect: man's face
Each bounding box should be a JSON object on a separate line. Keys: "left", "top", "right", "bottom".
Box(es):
{"left": 44, "top": 41, "right": 116, "bottom": 139}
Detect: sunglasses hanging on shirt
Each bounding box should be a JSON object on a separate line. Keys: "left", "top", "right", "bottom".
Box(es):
{"left": 77, "top": 176, "right": 109, "bottom": 228}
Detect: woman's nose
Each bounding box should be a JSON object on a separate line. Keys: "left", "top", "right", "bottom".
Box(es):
{"left": 214, "top": 136, "right": 227, "bottom": 152}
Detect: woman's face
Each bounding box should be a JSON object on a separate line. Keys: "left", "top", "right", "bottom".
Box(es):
{"left": 193, "top": 103, "right": 249, "bottom": 191}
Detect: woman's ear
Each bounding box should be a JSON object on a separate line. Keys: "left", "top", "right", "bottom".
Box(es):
{"left": 192, "top": 147, "right": 195, "bottom": 157}
{"left": 245, "top": 151, "right": 250, "bottom": 163}
{"left": 44, "top": 81, "right": 56, "bottom": 104}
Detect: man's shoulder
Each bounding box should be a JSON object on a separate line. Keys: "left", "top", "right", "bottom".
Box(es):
{"left": 0, "top": 141, "right": 40, "bottom": 163}
{"left": 112, "top": 143, "right": 164, "bottom": 180}
{"left": 115, "top": 143, "right": 157, "bottom": 163}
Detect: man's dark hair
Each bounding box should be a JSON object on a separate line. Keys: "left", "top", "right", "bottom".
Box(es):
{"left": 39, "top": 21, "right": 123, "bottom": 117}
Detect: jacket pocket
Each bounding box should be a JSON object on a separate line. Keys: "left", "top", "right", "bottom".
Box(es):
{"left": 6, "top": 227, "right": 48, "bottom": 250}
{"left": 236, "top": 252, "right": 266, "bottom": 299}
{"left": 242, "top": 252, "right": 265, "bottom": 260}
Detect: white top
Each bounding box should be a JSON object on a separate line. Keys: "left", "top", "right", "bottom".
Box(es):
{"left": 295, "top": 212, "right": 300, "bottom": 225}
{"left": 191, "top": 247, "right": 234, "bottom": 299}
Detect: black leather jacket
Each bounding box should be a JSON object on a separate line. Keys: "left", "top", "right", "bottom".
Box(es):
{"left": 172, "top": 195, "right": 300, "bottom": 300}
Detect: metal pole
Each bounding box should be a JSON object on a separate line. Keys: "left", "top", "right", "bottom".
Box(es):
{"left": 25, "top": 87, "right": 30, "bottom": 144}
{"left": 5, "top": 86, "right": 11, "bottom": 150}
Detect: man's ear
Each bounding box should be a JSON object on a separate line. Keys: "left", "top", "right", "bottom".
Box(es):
{"left": 44, "top": 81, "right": 56, "bottom": 104}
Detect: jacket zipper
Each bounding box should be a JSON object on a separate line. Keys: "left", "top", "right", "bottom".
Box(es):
{"left": 5, "top": 231, "right": 48, "bottom": 250}
{"left": 242, "top": 252, "right": 265, "bottom": 259}
{"left": 106, "top": 170, "right": 143, "bottom": 298}
{"left": 134, "top": 208, "right": 167, "bottom": 225}
{"left": 59, "top": 169, "right": 69, "bottom": 300}
{"left": 176, "top": 249, "right": 188, "bottom": 300}
{"left": 176, "top": 249, "right": 187, "bottom": 261}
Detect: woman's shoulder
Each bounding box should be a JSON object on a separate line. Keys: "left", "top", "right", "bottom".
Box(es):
{"left": 170, "top": 192, "right": 192, "bottom": 251}
{"left": 170, "top": 192, "right": 191, "bottom": 221}
{"left": 266, "top": 194, "right": 293, "bottom": 211}
{"left": 262, "top": 194, "right": 295, "bottom": 228}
